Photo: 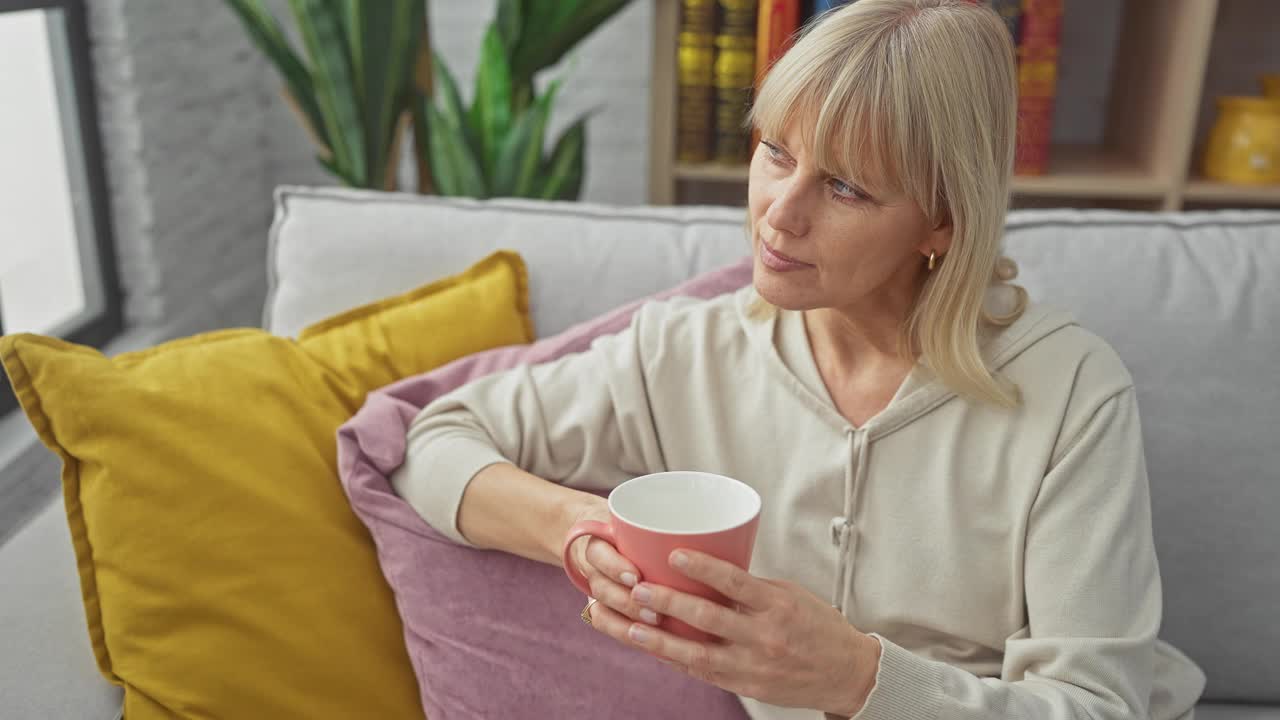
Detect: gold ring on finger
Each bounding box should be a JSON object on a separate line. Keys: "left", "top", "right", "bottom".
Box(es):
{"left": 580, "top": 597, "right": 598, "bottom": 626}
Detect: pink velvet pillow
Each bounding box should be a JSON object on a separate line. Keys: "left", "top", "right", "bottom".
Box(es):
{"left": 337, "top": 258, "right": 754, "bottom": 719}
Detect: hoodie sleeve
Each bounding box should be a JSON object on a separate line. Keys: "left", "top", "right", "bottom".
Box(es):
{"left": 841, "top": 387, "right": 1169, "bottom": 720}
{"left": 390, "top": 300, "right": 678, "bottom": 547}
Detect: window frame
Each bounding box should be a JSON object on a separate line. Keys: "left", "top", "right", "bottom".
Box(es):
{"left": 0, "top": 0, "right": 123, "bottom": 416}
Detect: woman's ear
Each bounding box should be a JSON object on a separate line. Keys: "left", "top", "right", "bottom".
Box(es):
{"left": 931, "top": 222, "right": 954, "bottom": 255}
{"left": 923, "top": 212, "right": 954, "bottom": 258}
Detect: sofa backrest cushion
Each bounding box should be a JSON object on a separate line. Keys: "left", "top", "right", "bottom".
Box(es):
{"left": 1001, "top": 210, "right": 1280, "bottom": 703}
{"left": 265, "top": 187, "right": 750, "bottom": 339}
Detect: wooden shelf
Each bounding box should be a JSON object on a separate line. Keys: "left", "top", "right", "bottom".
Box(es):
{"left": 674, "top": 163, "right": 748, "bottom": 183}
{"left": 1184, "top": 178, "right": 1280, "bottom": 205}
{"left": 676, "top": 146, "right": 1167, "bottom": 199}
{"left": 651, "top": 0, "right": 1280, "bottom": 210}
{"left": 1011, "top": 146, "right": 1166, "bottom": 198}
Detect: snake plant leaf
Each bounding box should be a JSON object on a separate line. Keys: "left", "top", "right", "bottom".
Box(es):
{"left": 341, "top": 0, "right": 359, "bottom": 39}
{"left": 522, "top": 74, "right": 565, "bottom": 196}
{"left": 223, "top": 0, "right": 328, "bottom": 148}
{"left": 469, "top": 26, "right": 514, "bottom": 182}
{"left": 492, "top": 107, "right": 534, "bottom": 197}
{"left": 320, "top": 0, "right": 354, "bottom": 91}
{"left": 510, "top": 0, "right": 632, "bottom": 85}
{"left": 322, "top": 0, "right": 348, "bottom": 33}
{"left": 290, "top": 0, "right": 367, "bottom": 185}
{"left": 365, "top": 1, "right": 424, "bottom": 185}
{"left": 496, "top": 0, "right": 523, "bottom": 56}
{"left": 397, "top": 1, "right": 429, "bottom": 125}
{"left": 427, "top": 101, "right": 489, "bottom": 198}
{"left": 495, "top": 67, "right": 571, "bottom": 197}
{"left": 317, "top": 153, "right": 359, "bottom": 186}
{"left": 346, "top": 1, "right": 389, "bottom": 180}
{"left": 425, "top": 102, "right": 461, "bottom": 196}
{"left": 507, "top": 0, "right": 574, "bottom": 82}
{"left": 412, "top": 84, "right": 431, "bottom": 193}
{"left": 425, "top": 102, "right": 458, "bottom": 196}
{"left": 538, "top": 114, "right": 587, "bottom": 200}
{"left": 432, "top": 52, "right": 481, "bottom": 160}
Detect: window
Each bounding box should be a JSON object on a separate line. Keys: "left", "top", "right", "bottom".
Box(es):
{"left": 0, "top": 0, "right": 122, "bottom": 416}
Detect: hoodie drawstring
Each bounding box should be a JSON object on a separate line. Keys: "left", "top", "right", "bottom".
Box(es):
{"left": 830, "top": 428, "right": 866, "bottom": 612}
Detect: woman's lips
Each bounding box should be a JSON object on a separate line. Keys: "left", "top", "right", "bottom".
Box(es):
{"left": 759, "top": 239, "right": 812, "bottom": 272}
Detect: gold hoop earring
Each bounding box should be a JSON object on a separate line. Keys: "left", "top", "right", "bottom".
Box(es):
{"left": 928, "top": 252, "right": 937, "bottom": 271}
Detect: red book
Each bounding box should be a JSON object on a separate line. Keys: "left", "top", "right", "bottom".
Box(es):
{"left": 756, "top": 0, "right": 802, "bottom": 82}
{"left": 751, "top": 0, "right": 802, "bottom": 151}
{"left": 1014, "top": 0, "right": 1063, "bottom": 175}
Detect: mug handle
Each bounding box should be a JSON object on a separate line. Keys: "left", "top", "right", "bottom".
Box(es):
{"left": 561, "top": 520, "right": 617, "bottom": 597}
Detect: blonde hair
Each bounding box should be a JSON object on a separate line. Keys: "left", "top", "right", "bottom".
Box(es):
{"left": 744, "top": 0, "right": 1028, "bottom": 407}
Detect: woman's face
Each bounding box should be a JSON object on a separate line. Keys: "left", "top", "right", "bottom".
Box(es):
{"left": 747, "top": 119, "right": 948, "bottom": 314}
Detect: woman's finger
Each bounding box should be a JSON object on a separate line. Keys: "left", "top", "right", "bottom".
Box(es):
{"left": 585, "top": 537, "right": 642, "bottom": 588}
{"left": 588, "top": 572, "right": 662, "bottom": 625}
{"left": 624, "top": 619, "right": 732, "bottom": 685}
{"left": 670, "top": 550, "right": 771, "bottom": 610}
{"left": 631, "top": 582, "right": 750, "bottom": 642}
{"left": 576, "top": 539, "right": 659, "bottom": 625}
{"left": 585, "top": 592, "right": 644, "bottom": 645}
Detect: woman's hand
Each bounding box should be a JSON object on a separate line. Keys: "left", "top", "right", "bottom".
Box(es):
{"left": 566, "top": 499, "right": 662, "bottom": 628}
{"left": 590, "top": 548, "right": 882, "bottom": 717}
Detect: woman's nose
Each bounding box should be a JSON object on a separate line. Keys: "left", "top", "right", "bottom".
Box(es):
{"left": 764, "top": 180, "right": 812, "bottom": 238}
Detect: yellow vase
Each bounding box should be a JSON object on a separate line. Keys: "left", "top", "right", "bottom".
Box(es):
{"left": 1203, "top": 96, "right": 1280, "bottom": 185}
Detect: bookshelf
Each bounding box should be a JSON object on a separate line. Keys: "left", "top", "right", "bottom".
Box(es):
{"left": 648, "top": 0, "right": 1280, "bottom": 211}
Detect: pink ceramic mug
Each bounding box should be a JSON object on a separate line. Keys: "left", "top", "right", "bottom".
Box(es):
{"left": 561, "top": 471, "right": 762, "bottom": 642}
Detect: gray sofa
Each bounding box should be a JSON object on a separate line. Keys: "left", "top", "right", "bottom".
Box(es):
{"left": 1, "top": 186, "right": 1277, "bottom": 718}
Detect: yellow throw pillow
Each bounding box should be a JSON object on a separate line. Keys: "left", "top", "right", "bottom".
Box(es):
{"left": 0, "top": 251, "right": 533, "bottom": 719}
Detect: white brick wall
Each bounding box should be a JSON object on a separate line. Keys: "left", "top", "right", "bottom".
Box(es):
{"left": 85, "top": 0, "right": 652, "bottom": 338}
{"left": 87, "top": 0, "right": 275, "bottom": 335}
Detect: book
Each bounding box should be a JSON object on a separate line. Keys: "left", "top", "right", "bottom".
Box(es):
{"left": 676, "top": 0, "right": 719, "bottom": 163}
{"left": 751, "top": 0, "right": 803, "bottom": 150}
{"left": 714, "top": 0, "right": 759, "bottom": 164}
{"left": 1014, "top": 0, "right": 1063, "bottom": 175}
{"left": 756, "top": 0, "right": 802, "bottom": 84}
{"left": 987, "top": 0, "right": 1024, "bottom": 46}
{"left": 811, "top": 0, "right": 851, "bottom": 15}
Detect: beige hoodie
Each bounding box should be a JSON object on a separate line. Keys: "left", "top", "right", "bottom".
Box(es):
{"left": 392, "top": 285, "right": 1206, "bottom": 720}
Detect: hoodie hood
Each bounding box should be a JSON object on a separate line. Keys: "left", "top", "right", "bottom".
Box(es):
{"left": 738, "top": 285, "right": 1078, "bottom": 441}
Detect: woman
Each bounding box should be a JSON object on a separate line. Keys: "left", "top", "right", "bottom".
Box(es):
{"left": 391, "top": 0, "right": 1206, "bottom": 717}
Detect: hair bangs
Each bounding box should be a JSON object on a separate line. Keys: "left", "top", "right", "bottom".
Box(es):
{"left": 810, "top": 73, "right": 907, "bottom": 201}
{"left": 745, "top": 39, "right": 831, "bottom": 159}
{"left": 747, "top": 15, "right": 928, "bottom": 210}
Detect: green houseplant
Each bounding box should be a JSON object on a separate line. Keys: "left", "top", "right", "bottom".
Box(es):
{"left": 224, "top": 0, "right": 428, "bottom": 191}
{"left": 224, "top": 0, "right": 632, "bottom": 199}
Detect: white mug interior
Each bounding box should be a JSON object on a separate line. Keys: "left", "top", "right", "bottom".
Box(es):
{"left": 609, "top": 471, "right": 761, "bottom": 534}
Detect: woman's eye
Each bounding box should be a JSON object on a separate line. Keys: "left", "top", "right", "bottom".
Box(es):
{"left": 761, "top": 141, "right": 866, "bottom": 202}
{"left": 829, "top": 178, "right": 864, "bottom": 201}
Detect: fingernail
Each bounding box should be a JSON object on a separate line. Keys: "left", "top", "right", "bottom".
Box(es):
{"left": 671, "top": 552, "right": 689, "bottom": 569}
{"left": 620, "top": 572, "right": 637, "bottom": 588}
{"left": 632, "top": 585, "right": 652, "bottom": 605}
{"left": 628, "top": 625, "right": 650, "bottom": 644}
{"left": 639, "top": 608, "right": 659, "bottom": 625}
